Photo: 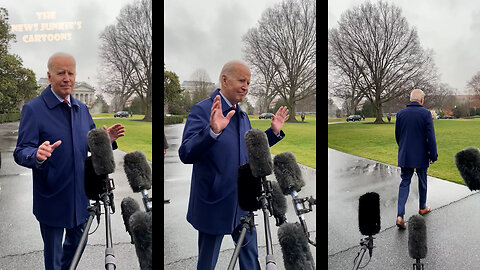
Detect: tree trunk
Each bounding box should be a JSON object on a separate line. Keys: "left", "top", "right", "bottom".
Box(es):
{"left": 373, "top": 102, "right": 384, "bottom": 124}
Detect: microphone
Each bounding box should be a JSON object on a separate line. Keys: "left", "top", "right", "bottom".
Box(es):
{"left": 124, "top": 151, "right": 152, "bottom": 212}
{"left": 353, "top": 192, "right": 380, "bottom": 269}
{"left": 273, "top": 152, "right": 313, "bottom": 242}
{"left": 84, "top": 156, "right": 109, "bottom": 201}
{"left": 270, "top": 180, "right": 287, "bottom": 226}
{"left": 278, "top": 222, "right": 315, "bottom": 270}
{"left": 408, "top": 215, "right": 427, "bottom": 269}
{"left": 358, "top": 192, "right": 381, "bottom": 237}
{"left": 87, "top": 128, "right": 115, "bottom": 175}
{"left": 129, "top": 211, "right": 152, "bottom": 270}
{"left": 121, "top": 197, "right": 140, "bottom": 244}
{"left": 273, "top": 152, "right": 305, "bottom": 195}
{"left": 244, "top": 128, "right": 273, "bottom": 178}
{"left": 454, "top": 146, "right": 480, "bottom": 190}
{"left": 237, "top": 163, "right": 262, "bottom": 212}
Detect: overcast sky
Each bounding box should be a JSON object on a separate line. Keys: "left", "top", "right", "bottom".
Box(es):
{"left": 2, "top": 0, "right": 135, "bottom": 92}
{"left": 164, "top": 0, "right": 283, "bottom": 85}
{"left": 328, "top": 0, "right": 480, "bottom": 94}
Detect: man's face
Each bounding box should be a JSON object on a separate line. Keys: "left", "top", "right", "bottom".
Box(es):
{"left": 221, "top": 64, "right": 250, "bottom": 105}
{"left": 47, "top": 56, "right": 76, "bottom": 99}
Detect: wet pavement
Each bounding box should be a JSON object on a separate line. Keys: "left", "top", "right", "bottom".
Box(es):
{"left": 164, "top": 123, "right": 316, "bottom": 269}
{"left": 0, "top": 121, "right": 151, "bottom": 269}
{"left": 328, "top": 147, "right": 480, "bottom": 269}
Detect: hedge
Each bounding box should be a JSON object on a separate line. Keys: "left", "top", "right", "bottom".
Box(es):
{"left": 0, "top": 112, "right": 21, "bottom": 123}
{"left": 164, "top": 115, "right": 184, "bottom": 125}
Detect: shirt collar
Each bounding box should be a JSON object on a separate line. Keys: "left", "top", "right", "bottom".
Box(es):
{"left": 50, "top": 86, "right": 71, "bottom": 105}
{"left": 218, "top": 90, "right": 235, "bottom": 108}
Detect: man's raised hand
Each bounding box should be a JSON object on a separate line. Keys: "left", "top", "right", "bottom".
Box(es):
{"left": 36, "top": 140, "right": 62, "bottom": 162}
{"left": 210, "top": 95, "right": 235, "bottom": 134}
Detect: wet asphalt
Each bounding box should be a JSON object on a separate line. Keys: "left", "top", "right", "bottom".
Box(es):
{"left": 164, "top": 123, "right": 317, "bottom": 269}
{"left": 0, "top": 121, "right": 151, "bottom": 269}
{"left": 328, "top": 147, "right": 480, "bottom": 269}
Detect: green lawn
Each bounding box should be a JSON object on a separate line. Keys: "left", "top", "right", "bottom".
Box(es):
{"left": 92, "top": 114, "right": 152, "bottom": 161}
{"left": 328, "top": 117, "right": 480, "bottom": 185}
{"left": 251, "top": 114, "right": 316, "bottom": 169}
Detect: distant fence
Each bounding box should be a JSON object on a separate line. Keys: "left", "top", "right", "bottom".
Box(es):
{"left": 0, "top": 112, "right": 21, "bottom": 123}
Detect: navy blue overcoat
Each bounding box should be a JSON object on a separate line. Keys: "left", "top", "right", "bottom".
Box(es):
{"left": 14, "top": 86, "right": 95, "bottom": 228}
{"left": 179, "top": 89, "right": 284, "bottom": 235}
{"left": 395, "top": 101, "right": 438, "bottom": 168}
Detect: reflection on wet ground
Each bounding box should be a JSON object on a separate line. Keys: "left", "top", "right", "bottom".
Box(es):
{"left": 328, "top": 148, "right": 480, "bottom": 270}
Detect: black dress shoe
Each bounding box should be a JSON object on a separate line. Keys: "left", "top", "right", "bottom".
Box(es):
{"left": 164, "top": 199, "right": 170, "bottom": 204}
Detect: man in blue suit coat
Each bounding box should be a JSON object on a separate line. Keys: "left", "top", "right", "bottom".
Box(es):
{"left": 14, "top": 52, "right": 125, "bottom": 270}
{"left": 395, "top": 89, "right": 438, "bottom": 229}
{"left": 179, "top": 60, "right": 289, "bottom": 270}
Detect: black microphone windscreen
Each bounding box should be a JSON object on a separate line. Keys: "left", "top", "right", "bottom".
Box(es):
{"left": 84, "top": 156, "right": 108, "bottom": 201}
{"left": 408, "top": 214, "right": 427, "bottom": 259}
{"left": 87, "top": 128, "right": 115, "bottom": 175}
{"left": 130, "top": 211, "right": 152, "bottom": 270}
{"left": 270, "top": 180, "right": 287, "bottom": 219}
{"left": 124, "top": 151, "right": 152, "bottom": 192}
{"left": 358, "top": 192, "right": 381, "bottom": 236}
{"left": 273, "top": 152, "right": 305, "bottom": 195}
{"left": 121, "top": 197, "right": 140, "bottom": 244}
{"left": 237, "top": 163, "right": 262, "bottom": 211}
{"left": 244, "top": 129, "right": 272, "bottom": 178}
{"left": 278, "top": 222, "right": 314, "bottom": 270}
{"left": 455, "top": 146, "right": 480, "bottom": 190}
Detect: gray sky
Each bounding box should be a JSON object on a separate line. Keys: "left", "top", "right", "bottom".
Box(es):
{"left": 328, "top": 0, "right": 480, "bottom": 94}
{"left": 164, "top": 0, "right": 283, "bottom": 85}
{"left": 2, "top": 0, "right": 135, "bottom": 92}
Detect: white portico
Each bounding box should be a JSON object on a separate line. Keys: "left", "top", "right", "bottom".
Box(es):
{"left": 37, "top": 78, "right": 96, "bottom": 108}
{"left": 72, "top": 82, "right": 96, "bottom": 108}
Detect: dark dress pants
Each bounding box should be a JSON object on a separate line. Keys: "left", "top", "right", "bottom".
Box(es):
{"left": 397, "top": 167, "right": 428, "bottom": 218}
{"left": 39, "top": 222, "right": 87, "bottom": 270}
{"left": 197, "top": 224, "right": 261, "bottom": 270}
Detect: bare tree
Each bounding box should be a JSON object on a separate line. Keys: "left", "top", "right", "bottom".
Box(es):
{"left": 188, "top": 68, "right": 215, "bottom": 105}
{"left": 467, "top": 71, "right": 480, "bottom": 95}
{"left": 328, "top": 1, "right": 438, "bottom": 123}
{"left": 98, "top": 0, "right": 152, "bottom": 121}
{"left": 242, "top": 0, "right": 316, "bottom": 122}
{"left": 243, "top": 28, "right": 279, "bottom": 113}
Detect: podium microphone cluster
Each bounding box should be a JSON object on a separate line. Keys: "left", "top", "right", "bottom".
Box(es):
{"left": 242, "top": 128, "right": 278, "bottom": 270}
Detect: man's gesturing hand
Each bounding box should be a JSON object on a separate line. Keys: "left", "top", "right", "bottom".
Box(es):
{"left": 36, "top": 140, "right": 62, "bottom": 161}
{"left": 210, "top": 95, "right": 235, "bottom": 134}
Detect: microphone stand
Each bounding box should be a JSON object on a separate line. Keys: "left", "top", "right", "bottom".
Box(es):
{"left": 260, "top": 178, "right": 278, "bottom": 270}
{"left": 141, "top": 189, "right": 152, "bottom": 212}
{"left": 227, "top": 212, "right": 255, "bottom": 270}
{"left": 69, "top": 177, "right": 117, "bottom": 270}
{"left": 413, "top": 259, "right": 424, "bottom": 270}
{"left": 352, "top": 235, "right": 374, "bottom": 270}
{"left": 291, "top": 192, "right": 316, "bottom": 269}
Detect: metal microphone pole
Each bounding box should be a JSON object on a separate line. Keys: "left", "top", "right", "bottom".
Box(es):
{"left": 353, "top": 235, "right": 374, "bottom": 270}
{"left": 260, "top": 178, "right": 277, "bottom": 270}
{"left": 69, "top": 177, "right": 117, "bottom": 270}
{"left": 69, "top": 202, "right": 101, "bottom": 270}
{"left": 102, "top": 190, "right": 116, "bottom": 270}
{"left": 227, "top": 212, "right": 255, "bottom": 270}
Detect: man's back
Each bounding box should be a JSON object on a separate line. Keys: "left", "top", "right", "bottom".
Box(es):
{"left": 395, "top": 101, "right": 437, "bottom": 168}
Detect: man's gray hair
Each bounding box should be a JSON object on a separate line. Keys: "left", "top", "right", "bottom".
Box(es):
{"left": 218, "top": 60, "right": 249, "bottom": 85}
{"left": 47, "top": 52, "right": 76, "bottom": 71}
{"left": 410, "top": 89, "right": 425, "bottom": 101}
